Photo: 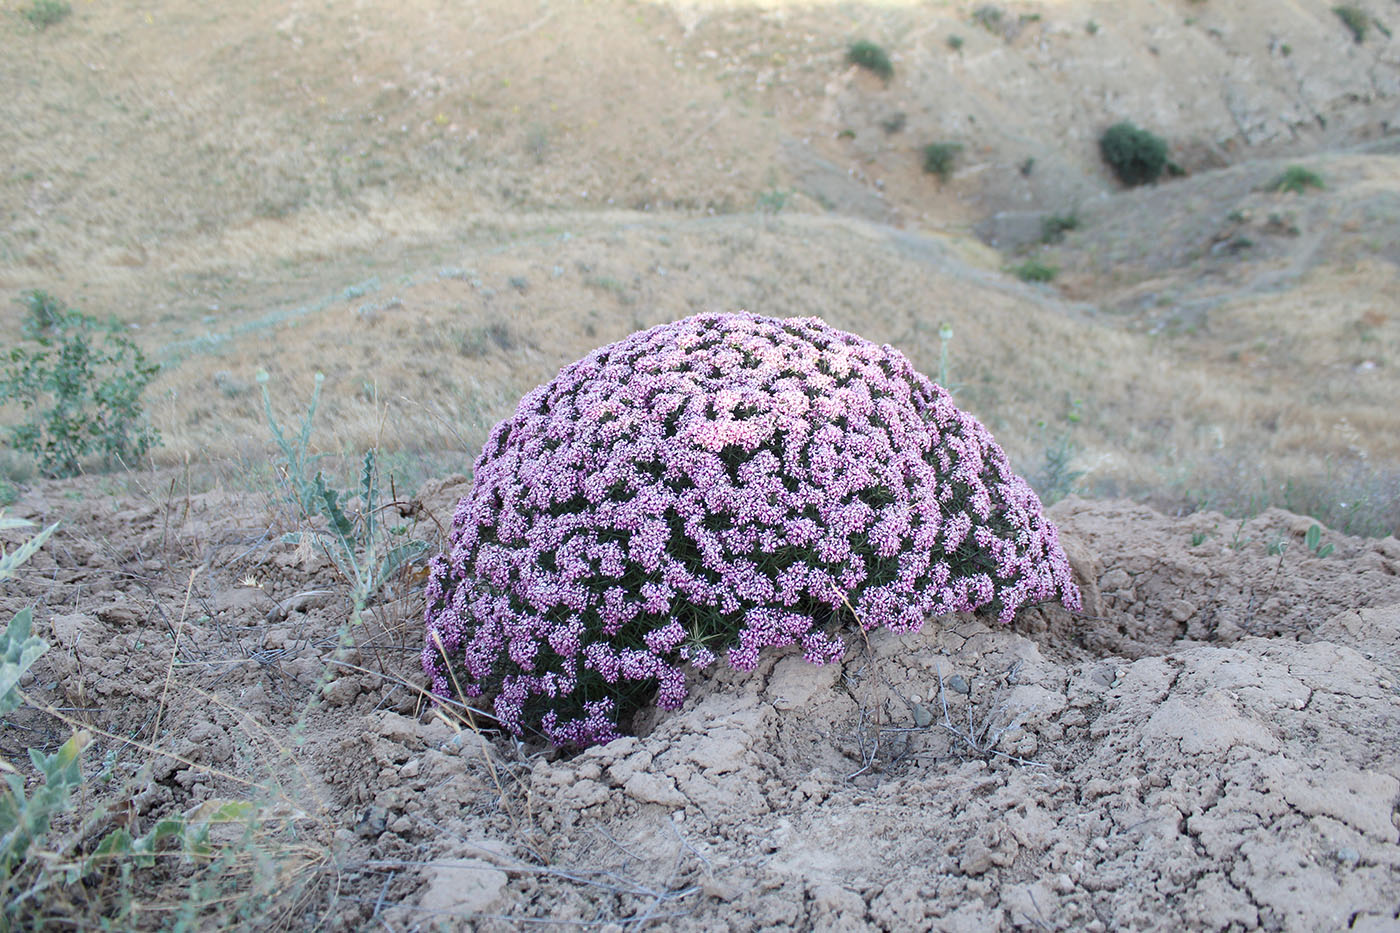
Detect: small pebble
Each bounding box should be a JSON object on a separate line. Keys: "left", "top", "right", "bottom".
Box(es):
{"left": 948, "top": 675, "right": 971, "bottom": 695}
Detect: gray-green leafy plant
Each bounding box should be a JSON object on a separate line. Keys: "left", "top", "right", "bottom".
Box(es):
{"left": 0, "top": 291, "right": 161, "bottom": 478}
{"left": 257, "top": 372, "right": 428, "bottom": 617}
{"left": 1305, "top": 523, "right": 1334, "bottom": 558}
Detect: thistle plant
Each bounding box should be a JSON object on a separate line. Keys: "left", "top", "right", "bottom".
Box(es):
{"left": 424, "top": 313, "right": 1079, "bottom": 747}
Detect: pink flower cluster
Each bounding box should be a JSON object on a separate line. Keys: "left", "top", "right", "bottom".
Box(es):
{"left": 423, "top": 313, "right": 1080, "bottom": 746}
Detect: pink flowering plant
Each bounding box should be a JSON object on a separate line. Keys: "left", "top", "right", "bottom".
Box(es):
{"left": 423, "top": 313, "right": 1080, "bottom": 747}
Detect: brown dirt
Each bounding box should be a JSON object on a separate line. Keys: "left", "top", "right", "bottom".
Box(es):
{"left": 4, "top": 473, "right": 1398, "bottom": 929}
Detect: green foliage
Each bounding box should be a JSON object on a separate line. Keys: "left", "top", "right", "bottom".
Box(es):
{"left": 1012, "top": 259, "right": 1058, "bottom": 282}
{"left": 1099, "top": 122, "right": 1169, "bottom": 187}
{"left": 1305, "top": 523, "right": 1334, "bottom": 558}
{"left": 21, "top": 0, "right": 70, "bottom": 29}
{"left": 1034, "top": 436, "right": 1085, "bottom": 505}
{"left": 846, "top": 39, "right": 893, "bottom": 83}
{"left": 0, "top": 292, "right": 161, "bottom": 478}
{"left": 258, "top": 373, "right": 428, "bottom": 616}
{"left": 972, "top": 5, "right": 1004, "bottom": 33}
{"left": 756, "top": 187, "right": 791, "bottom": 213}
{"left": 937, "top": 322, "right": 954, "bottom": 386}
{"left": 947, "top": 34, "right": 965, "bottom": 51}
{"left": 1040, "top": 212, "right": 1080, "bottom": 243}
{"left": 1272, "top": 165, "right": 1325, "bottom": 194}
{"left": 922, "top": 142, "right": 962, "bottom": 181}
{"left": 1333, "top": 4, "right": 1369, "bottom": 42}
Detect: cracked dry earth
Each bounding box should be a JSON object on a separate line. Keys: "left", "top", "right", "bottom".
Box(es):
{"left": 4, "top": 475, "right": 1400, "bottom": 931}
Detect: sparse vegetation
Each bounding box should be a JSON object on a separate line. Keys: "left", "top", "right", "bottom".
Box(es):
{"left": 846, "top": 39, "right": 893, "bottom": 83}
{"left": 257, "top": 371, "right": 428, "bottom": 620}
{"left": 1013, "top": 259, "right": 1058, "bottom": 282}
{"left": 922, "top": 142, "right": 963, "bottom": 181}
{"left": 0, "top": 292, "right": 161, "bottom": 478}
{"left": 1099, "top": 121, "right": 1169, "bottom": 187}
{"left": 1041, "top": 212, "right": 1080, "bottom": 243}
{"left": 1272, "top": 165, "right": 1325, "bottom": 194}
{"left": 947, "top": 34, "right": 965, "bottom": 51}
{"left": 20, "top": 0, "right": 70, "bottom": 29}
{"left": 1333, "top": 4, "right": 1369, "bottom": 42}
{"left": 972, "top": 5, "right": 1004, "bottom": 34}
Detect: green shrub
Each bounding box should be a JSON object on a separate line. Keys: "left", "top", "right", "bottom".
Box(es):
{"left": 922, "top": 142, "right": 963, "bottom": 181}
{"left": 1012, "top": 259, "right": 1058, "bottom": 282}
{"left": 21, "top": 0, "right": 70, "bottom": 29}
{"left": 1099, "top": 121, "right": 1169, "bottom": 187}
{"left": 972, "top": 5, "right": 1004, "bottom": 34}
{"left": 1041, "top": 212, "right": 1080, "bottom": 243}
{"left": 1272, "top": 165, "right": 1325, "bottom": 194}
{"left": 1333, "top": 4, "right": 1368, "bottom": 42}
{"left": 0, "top": 292, "right": 161, "bottom": 478}
{"left": 947, "top": 35, "right": 965, "bottom": 51}
{"left": 846, "top": 40, "right": 893, "bottom": 83}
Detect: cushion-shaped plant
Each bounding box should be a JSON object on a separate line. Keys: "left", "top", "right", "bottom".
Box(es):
{"left": 423, "top": 313, "right": 1080, "bottom": 747}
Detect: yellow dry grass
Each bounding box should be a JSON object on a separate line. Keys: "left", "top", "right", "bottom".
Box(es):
{"left": 0, "top": 0, "right": 1395, "bottom": 529}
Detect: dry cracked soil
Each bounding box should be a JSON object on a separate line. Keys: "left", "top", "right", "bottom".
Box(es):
{"left": 3, "top": 474, "right": 1398, "bottom": 930}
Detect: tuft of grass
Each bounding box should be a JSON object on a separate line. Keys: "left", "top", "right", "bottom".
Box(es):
{"left": 21, "top": 0, "right": 70, "bottom": 29}
{"left": 846, "top": 39, "right": 893, "bottom": 83}
{"left": 922, "top": 142, "right": 963, "bottom": 182}
{"left": 1040, "top": 212, "right": 1080, "bottom": 243}
{"left": 1333, "top": 4, "right": 1369, "bottom": 42}
{"left": 1271, "top": 165, "right": 1325, "bottom": 194}
{"left": 947, "top": 34, "right": 965, "bottom": 52}
{"left": 1012, "top": 259, "right": 1058, "bottom": 283}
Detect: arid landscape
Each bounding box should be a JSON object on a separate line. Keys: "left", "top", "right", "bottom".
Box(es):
{"left": 1, "top": 0, "right": 1398, "bottom": 929}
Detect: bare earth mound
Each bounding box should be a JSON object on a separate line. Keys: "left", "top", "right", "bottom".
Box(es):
{"left": 4, "top": 476, "right": 1398, "bottom": 929}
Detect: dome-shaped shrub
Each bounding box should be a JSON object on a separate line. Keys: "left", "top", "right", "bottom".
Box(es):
{"left": 1099, "top": 121, "right": 1168, "bottom": 187}
{"left": 423, "top": 313, "right": 1079, "bottom": 747}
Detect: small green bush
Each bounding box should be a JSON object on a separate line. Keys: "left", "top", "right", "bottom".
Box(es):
{"left": 1333, "top": 4, "right": 1368, "bottom": 42}
{"left": 1012, "top": 259, "right": 1058, "bottom": 283}
{"left": 973, "top": 5, "right": 1004, "bottom": 34}
{"left": 947, "top": 35, "right": 965, "bottom": 51}
{"left": 846, "top": 40, "right": 893, "bottom": 83}
{"left": 1272, "top": 165, "right": 1325, "bottom": 194}
{"left": 1099, "top": 121, "right": 1169, "bottom": 187}
{"left": 21, "top": 0, "right": 70, "bottom": 29}
{"left": 922, "top": 142, "right": 963, "bottom": 182}
{"left": 1041, "top": 212, "right": 1080, "bottom": 243}
{"left": 0, "top": 292, "right": 161, "bottom": 478}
